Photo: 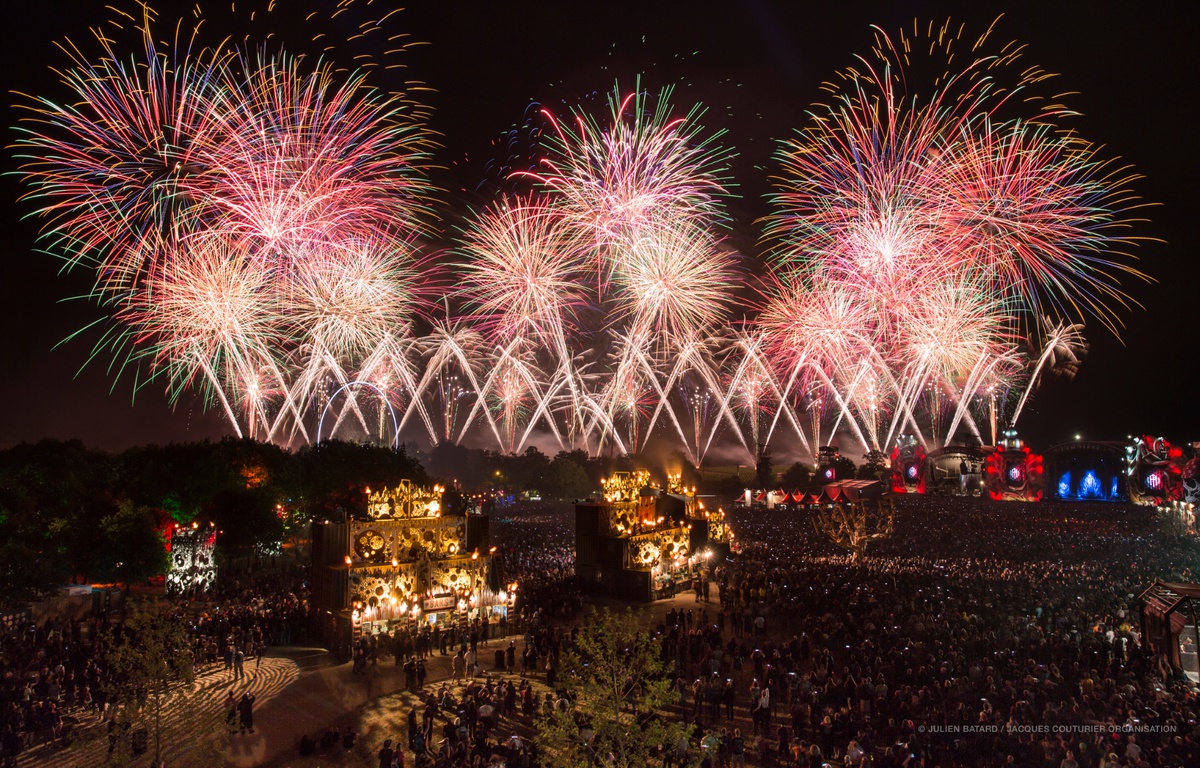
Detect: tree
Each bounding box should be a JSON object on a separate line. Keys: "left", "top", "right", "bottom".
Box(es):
{"left": 0, "top": 439, "right": 117, "bottom": 590}
{"left": 498, "top": 446, "right": 550, "bottom": 493}
{"left": 831, "top": 454, "right": 857, "bottom": 482}
{"left": 812, "top": 497, "right": 896, "bottom": 560}
{"left": 100, "top": 601, "right": 225, "bottom": 766}
{"left": 539, "top": 606, "right": 691, "bottom": 768}
{"left": 204, "top": 487, "right": 283, "bottom": 559}
{"left": 0, "top": 539, "right": 63, "bottom": 609}
{"left": 424, "top": 442, "right": 491, "bottom": 490}
{"left": 781, "top": 462, "right": 812, "bottom": 488}
{"left": 554, "top": 448, "right": 607, "bottom": 489}
{"left": 707, "top": 472, "right": 746, "bottom": 497}
{"left": 858, "top": 450, "right": 890, "bottom": 480}
{"left": 288, "top": 440, "right": 430, "bottom": 518}
{"left": 95, "top": 501, "right": 170, "bottom": 589}
{"left": 543, "top": 456, "right": 592, "bottom": 500}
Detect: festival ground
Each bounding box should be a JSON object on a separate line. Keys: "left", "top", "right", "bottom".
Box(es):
{"left": 13, "top": 495, "right": 1199, "bottom": 767}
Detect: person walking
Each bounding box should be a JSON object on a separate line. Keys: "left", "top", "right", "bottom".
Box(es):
{"left": 404, "top": 656, "right": 417, "bottom": 691}
{"left": 223, "top": 691, "right": 238, "bottom": 734}
{"left": 407, "top": 705, "right": 419, "bottom": 750}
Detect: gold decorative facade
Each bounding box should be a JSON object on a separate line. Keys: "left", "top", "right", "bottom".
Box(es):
{"left": 344, "top": 482, "right": 497, "bottom": 619}
{"left": 601, "top": 470, "right": 651, "bottom": 503}
{"left": 627, "top": 528, "right": 692, "bottom": 568}
{"left": 576, "top": 470, "right": 728, "bottom": 601}
{"left": 366, "top": 479, "right": 445, "bottom": 520}
{"left": 351, "top": 516, "right": 470, "bottom": 564}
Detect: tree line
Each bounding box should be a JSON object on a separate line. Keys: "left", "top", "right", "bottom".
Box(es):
{"left": 0, "top": 438, "right": 427, "bottom": 607}
{"left": 0, "top": 436, "right": 888, "bottom": 607}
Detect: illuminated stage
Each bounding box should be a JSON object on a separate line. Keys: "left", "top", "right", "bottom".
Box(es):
{"left": 574, "top": 472, "right": 728, "bottom": 601}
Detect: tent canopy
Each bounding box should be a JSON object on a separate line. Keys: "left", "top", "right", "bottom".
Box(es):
{"left": 822, "top": 479, "right": 883, "bottom": 502}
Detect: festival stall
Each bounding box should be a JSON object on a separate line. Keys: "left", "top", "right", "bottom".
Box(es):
{"left": 1140, "top": 581, "right": 1200, "bottom": 680}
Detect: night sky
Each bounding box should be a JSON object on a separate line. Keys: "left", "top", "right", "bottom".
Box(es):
{"left": 1, "top": 1, "right": 1196, "bottom": 453}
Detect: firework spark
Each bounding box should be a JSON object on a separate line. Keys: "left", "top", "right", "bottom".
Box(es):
{"left": 11, "top": 11, "right": 1151, "bottom": 459}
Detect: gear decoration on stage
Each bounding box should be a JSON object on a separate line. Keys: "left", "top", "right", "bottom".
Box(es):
{"left": 1126, "top": 436, "right": 1185, "bottom": 506}
{"left": 984, "top": 430, "right": 1044, "bottom": 502}
{"left": 890, "top": 435, "right": 927, "bottom": 494}
{"left": 165, "top": 524, "right": 217, "bottom": 596}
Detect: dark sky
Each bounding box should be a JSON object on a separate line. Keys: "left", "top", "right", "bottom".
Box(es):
{"left": 1, "top": 0, "right": 1196, "bottom": 452}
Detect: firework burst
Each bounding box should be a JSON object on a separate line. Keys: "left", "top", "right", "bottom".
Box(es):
{"left": 11, "top": 10, "right": 1153, "bottom": 458}
{"left": 12, "top": 9, "right": 226, "bottom": 293}
{"left": 757, "top": 18, "right": 1150, "bottom": 454}
{"left": 528, "top": 84, "right": 734, "bottom": 289}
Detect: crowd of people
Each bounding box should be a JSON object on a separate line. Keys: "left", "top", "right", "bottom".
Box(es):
{"left": 493, "top": 504, "right": 582, "bottom": 627}
{"left": 6, "top": 494, "right": 1200, "bottom": 768}
{"left": 356, "top": 496, "right": 1200, "bottom": 768}
{"left": 667, "top": 497, "right": 1200, "bottom": 767}
{"left": 186, "top": 566, "right": 311, "bottom": 677}
{"left": 0, "top": 564, "right": 311, "bottom": 765}
{"left": 0, "top": 613, "right": 105, "bottom": 764}
{"left": 333, "top": 510, "right": 583, "bottom": 768}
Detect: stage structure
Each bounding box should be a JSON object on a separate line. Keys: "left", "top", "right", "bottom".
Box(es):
{"left": 575, "top": 471, "right": 729, "bottom": 602}
{"left": 983, "top": 430, "right": 1044, "bottom": 502}
{"left": 1045, "top": 440, "right": 1127, "bottom": 502}
{"left": 164, "top": 522, "right": 217, "bottom": 596}
{"left": 816, "top": 445, "right": 844, "bottom": 482}
{"left": 1186, "top": 456, "right": 1200, "bottom": 506}
{"left": 310, "top": 480, "right": 506, "bottom": 656}
{"left": 1126, "top": 436, "right": 1186, "bottom": 506}
{"left": 925, "top": 446, "right": 986, "bottom": 496}
{"left": 890, "top": 435, "right": 927, "bottom": 494}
